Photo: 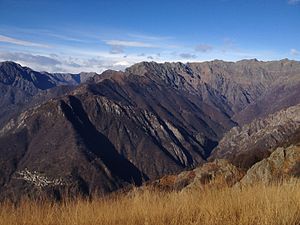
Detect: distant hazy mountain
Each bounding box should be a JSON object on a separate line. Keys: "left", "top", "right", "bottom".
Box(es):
{"left": 0, "top": 59, "right": 299, "bottom": 200}
{"left": 0, "top": 61, "right": 96, "bottom": 127}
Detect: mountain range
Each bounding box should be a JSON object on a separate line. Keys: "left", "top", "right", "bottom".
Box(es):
{"left": 0, "top": 59, "right": 299, "bottom": 200}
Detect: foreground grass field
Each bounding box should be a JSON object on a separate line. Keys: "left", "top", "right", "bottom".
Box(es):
{"left": 1, "top": 181, "right": 300, "bottom": 225}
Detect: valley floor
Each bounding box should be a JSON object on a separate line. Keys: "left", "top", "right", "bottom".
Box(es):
{"left": 1, "top": 180, "right": 300, "bottom": 225}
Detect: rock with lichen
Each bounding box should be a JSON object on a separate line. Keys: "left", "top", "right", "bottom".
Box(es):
{"left": 239, "top": 144, "right": 300, "bottom": 185}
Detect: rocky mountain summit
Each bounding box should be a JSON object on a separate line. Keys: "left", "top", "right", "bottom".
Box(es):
{"left": 0, "top": 59, "right": 299, "bottom": 200}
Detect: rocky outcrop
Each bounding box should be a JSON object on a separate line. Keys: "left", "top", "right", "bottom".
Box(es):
{"left": 239, "top": 144, "right": 300, "bottom": 185}
{"left": 149, "top": 143, "right": 300, "bottom": 190}
{"left": 148, "top": 144, "right": 300, "bottom": 191}
{"left": 149, "top": 159, "right": 244, "bottom": 191}
{"left": 211, "top": 104, "right": 300, "bottom": 169}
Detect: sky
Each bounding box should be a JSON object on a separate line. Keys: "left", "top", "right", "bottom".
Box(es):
{"left": 0, "top": 0, "right": 299, "bottom": 73}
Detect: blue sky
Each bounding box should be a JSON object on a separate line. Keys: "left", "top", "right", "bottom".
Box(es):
{"left": 0, "top": 0, "right": 299, "bottom": 73}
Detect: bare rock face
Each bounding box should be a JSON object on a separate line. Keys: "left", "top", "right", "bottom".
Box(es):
{"left": 185, "top": 160, "right": 244, "bottom": 189}
{"left": 239, "top": 144, "right": 300, "bottom": 185}
{"left": 151, "top": 159, "right": 244, "bottom": 191}
{"left": 211, "top": 104, "right": 300, "bottom": 169}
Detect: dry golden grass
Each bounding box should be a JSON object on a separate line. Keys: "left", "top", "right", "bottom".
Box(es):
{"left": 1, "top": 180, "right": 300, "bottom": 225}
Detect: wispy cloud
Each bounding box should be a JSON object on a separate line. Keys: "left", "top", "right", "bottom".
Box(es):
{"left": 104, "top": 39, "right": 159, "bottom": 55}
{"left": 195, "top": 44, "right": 213, "bottom": 53}
{"left": 128, "top": 33, "right": 172, "bottom": 41}
{"left": 45, "top": 33, "right": 88, "bottom": 43}
{"left": 288, "top": 0, "right": 300, "bottom": 4}
{"left": 0, "top": 34, "right": 49, "bottom": 48}
{"left": 104, "top": 40, "right": 158, "bottom": 48}
{"left": 0, "top": 27, "right": 95, "bottom": 43}
{"left": 290, "top": 48, "right": 299, "bottom": 56}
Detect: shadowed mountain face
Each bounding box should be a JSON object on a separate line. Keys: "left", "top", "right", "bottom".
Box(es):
{"left": 0, "top": 59, "right": 300, "bottom": 199}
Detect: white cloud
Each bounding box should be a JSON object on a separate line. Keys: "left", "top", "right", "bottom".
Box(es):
{"left": 290, "top": 48, "right": 299, "bottom": 56}
{"left": 104, "top": 40, "right": 158, "bottom": 48}
{"left": 113, "top": 61, "right": 130, "bottom": 66}
{"left": 0, "top": 34, "right": 49, "bottom": 48}
{"left": 0, "top": 52, "right": 61, "bottom": 66}
{"left": 0, "top": 50, "right": 149, "bottom": 73}
{"left": 288, "top": 0, "right": 300, "bottom": 4}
